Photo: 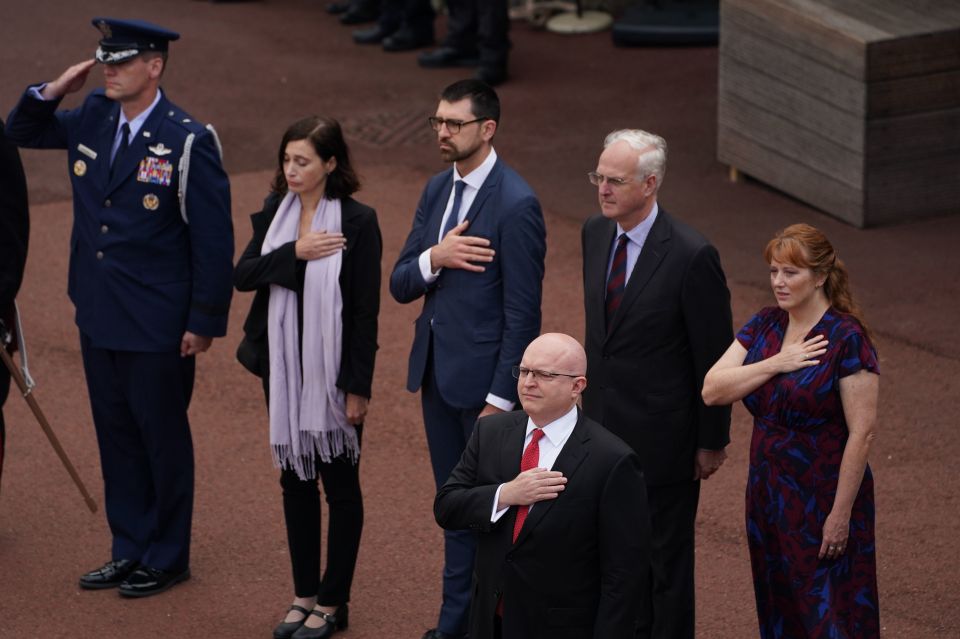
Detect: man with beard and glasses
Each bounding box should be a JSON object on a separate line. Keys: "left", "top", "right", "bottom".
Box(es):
{"left": 390, "top": 79, "right": 546, "bottom": 639}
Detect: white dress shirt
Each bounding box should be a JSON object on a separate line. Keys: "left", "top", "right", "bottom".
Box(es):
{"left": 491, "top": 405, "right": 579, "bottom": 522}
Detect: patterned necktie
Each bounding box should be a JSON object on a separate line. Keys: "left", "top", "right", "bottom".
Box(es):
{"left": 605, "top": 234, "right": 629, "bottom": 330}
{"left": 110, "top": 122, "right": 130, "bottom": 180}
{"left": 441, "top": 180, "right": 467, "bottom": 239}
{"left": 513, "top": 428, "right": 546, "bottom": 542}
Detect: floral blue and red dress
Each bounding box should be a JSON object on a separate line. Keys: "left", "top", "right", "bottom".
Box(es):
{"left": 737, "top": 306, "right": 880, "bottom": 639}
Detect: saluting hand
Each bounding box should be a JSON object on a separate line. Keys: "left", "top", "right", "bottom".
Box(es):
{"left": 42, "top": 59, "right": 97, "bottom": 100}
{"left": 429, "top": 219, "right": 495, "bottom": 273}
{"left": 295, "top": 231, "right": 346, "bottom": 261}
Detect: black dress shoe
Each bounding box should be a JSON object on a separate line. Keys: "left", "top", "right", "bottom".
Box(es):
{"left": 421, "top": 629, "right": 467, "bottom": 639}
{"left": 79, "top": 559, "right": 139, "bottom": 590}
{"left": 339, "top": 7, "right": 379, "bottom": 25}
{"left": 476, "top": 65, "right": 508, "bottom": 87}
{"left": 325, "top": 1, "right": 350, "bottom": 14}
{"left": 353, "top": 24, "right": 393, "bottom": 44}
{"left": 274, "top": 604, "right": 311, "bottom": 639}
{"left": 117, "top": 565, "right": 190, "bottom": 598}
{"left": 417, "top": 47, "right": 480, "bottom": 68}
{"left": 382, "top": 27, "right": 434, "bottom": 52}
{"left": 291, "top": 604, "right": 348, "bottom": 639}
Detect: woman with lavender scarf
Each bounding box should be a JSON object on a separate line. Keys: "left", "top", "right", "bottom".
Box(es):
{"left": 235, "top": 116, "right": 381, "bottom": 639}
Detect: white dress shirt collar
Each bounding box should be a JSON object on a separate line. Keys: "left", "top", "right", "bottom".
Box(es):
{"left": 525, "top": 404, "right": 579, "bottom": 450}
{"left": 117, "top": 88, "right": 163, "bottom": 139}
{"left": 454, "top": 146, "right": 498, "bottom": 191}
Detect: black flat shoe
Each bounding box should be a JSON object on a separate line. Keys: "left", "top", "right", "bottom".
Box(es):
{"left": 382, "top": 27, "right": 434, "bottom": 52}
{"left": 274, "top": 604, "right": 311, "bottom": 639}
{"left": 339, "top": 7, "right": 378, "bottom": 25}
{"left": 417, "top": 47, "right": 480, "bottom": 69}
{"left": 353, "top": 24, "right": 393, "bottom": 45}
{"left": 79, "top": 559, "right": 139, "bottom": 590}
{"left": 476, "top": 65, "right": 508, "bottom": 87}
{"left": 291, "top": 604, "right": 348, "bottom": 639}
{"left": 117, "top": 565, "right": 190, "bottom": 598}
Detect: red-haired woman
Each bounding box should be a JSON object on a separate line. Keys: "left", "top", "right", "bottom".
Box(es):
{"left": 702, "top": 223, "right": 880, "bottom": 638}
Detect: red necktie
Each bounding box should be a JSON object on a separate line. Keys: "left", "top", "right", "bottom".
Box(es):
{"left": 512, "top": 428, "right": 546, "bottom": 542}
{"left": 605, "top": 234, "right": 628, "bottom": 330}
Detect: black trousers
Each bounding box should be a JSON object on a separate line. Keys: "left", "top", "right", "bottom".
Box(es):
{"left": 263, "top": 377, "right": 364, "bottom": 603}
{"left": 443, "top": 0, "right": 510, "bottom": 68}
{"left": 636, "top": 479, "right": 701, "bottom": 639}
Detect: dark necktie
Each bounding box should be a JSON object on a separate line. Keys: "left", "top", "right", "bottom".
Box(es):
{"left": 441, "top": 180, "right": 467, "bottom": 239}
{"left": 110, "top": 122, "right": 130, "bottom": 180}
{"left": 605, "top": 234, "right": 629, "bottom": 330}
{"left": 512, "top": 428, "right": 546, "bottom": 542}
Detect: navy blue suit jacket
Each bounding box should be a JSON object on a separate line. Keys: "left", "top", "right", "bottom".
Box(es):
{"left": 389, "top": 157, "right": 546, "bottom": 408}
{"left": 6, "top": 87, "right": 233, "bottom": 351}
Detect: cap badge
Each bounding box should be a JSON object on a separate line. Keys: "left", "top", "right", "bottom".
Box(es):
{"left": 97, "top": 20, "right": 112, "bottom": 38}
{"left": 143, "top": 194, "right": 160, "bottom": 211}
{"left": 73, "top": 160, "right": 87, "bottom": 177}
{"left": 148, "top": 143, "right": 172, "bottom": 156}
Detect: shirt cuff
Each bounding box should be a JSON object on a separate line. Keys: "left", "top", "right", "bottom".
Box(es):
{"left": 491, "top": 484, "right": 510, "bottom": 522}
{"left": 485, "top": 393, "right": 514, "bottom": 412}
{"left": 418, "top": 248, "right": 439, "bottom": 283}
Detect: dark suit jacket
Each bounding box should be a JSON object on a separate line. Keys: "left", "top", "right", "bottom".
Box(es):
{"left": 389, "top": 157, "right": 546, "bottom": 408}
{"left": 0, "top": 118, "right": 30, "bottom": 341}
{"left": 581, "top": 209, "right": 732, "bottom": 486}
{"left": 233, "top": 192, "right": 382, "bottom": 398}
{"left": 6, "top": 87, "right": 234, "bottom": 351}
{"left": 435, "top": 410, "right": 650, "bottom": 639}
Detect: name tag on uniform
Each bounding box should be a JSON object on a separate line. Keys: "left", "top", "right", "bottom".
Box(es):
{"left": 137, "top": 156, "right": 173, "bottom": 186}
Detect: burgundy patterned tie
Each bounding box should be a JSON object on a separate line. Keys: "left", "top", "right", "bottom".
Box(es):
{"left": 605, "top": 234, "right": 629, "bottom": 330}
{"left": 513, "top": 428, "right": 546, "bottom": 542}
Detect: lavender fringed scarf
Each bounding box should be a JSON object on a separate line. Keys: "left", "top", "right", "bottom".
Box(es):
{"left": 263, "top": 191, "right": 358, "bottom": 480}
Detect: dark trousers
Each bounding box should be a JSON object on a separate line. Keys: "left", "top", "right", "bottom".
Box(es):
{"left": 443, "top": 0, "right": 510, "bottom": 68}
{"left": 421, "top": 350, "right": 481, "bottom": 636}
{"left": 636, "top": 479, "right": 701, "bottom": 639}
{"left": 262, "top": 377, "right": 365, "bottom": 603}
{"left": 79, "top": 332, "right": 196, "bottom": 572}
{"left": 379, "top": 0, "right": 434, "bottom": 36}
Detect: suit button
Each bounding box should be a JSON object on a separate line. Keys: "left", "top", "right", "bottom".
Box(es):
{"left": 96, "top": 251, "right": 104, "bottom": 260}
{"left": 104, "top": 199, "right": 112, "bottom": 207}
{"left": 100, "top": 225, "right": 109, "bottom": 234}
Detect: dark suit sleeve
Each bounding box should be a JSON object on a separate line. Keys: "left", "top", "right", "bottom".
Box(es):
{"left": 435, "top": 422, "right": 501, "bottom": 533}
{"left": 337, "top": 209, "right": 382, "bottom": 398}
{"left": 0, "top": 120, "right": 30, "bottom": 315}
{"left": 680, "top": 243, "right": 733, "bottom": 450}
{"left": 233, "top": 203, "right": 300, "bottom": 293}
{"left": 595, "top": 452, "right": 651, "bottom": 639}
{"left": 389, "top": 184, "right": 433, "bottom": 304}
{"left": 488, "top": 194, "right": 546, "bottom": 401}
{"left": 183, "top": 128, "right": 234, "bottom": 338}
{"left": 4, "top": 86, "right": 71, "bottom": 149}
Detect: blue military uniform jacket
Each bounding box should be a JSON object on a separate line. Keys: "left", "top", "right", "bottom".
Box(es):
{"left": 6, "top": 87, "right": 233, "bottom": 351}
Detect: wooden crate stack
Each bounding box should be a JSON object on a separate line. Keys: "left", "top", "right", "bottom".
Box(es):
{"left": 718, "top": 0, "right": 960, "bottom": 227}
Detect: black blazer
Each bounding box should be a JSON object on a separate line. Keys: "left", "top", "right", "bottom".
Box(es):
{"left": 0, "top": 118, "right": 30, "bottom": 336}
{"left": 234, "top": 192, "right": 382, "bottom": 398}
{"left": 435, "top": 410, "right": 650, "bottom": 639}
{"left": 580, "top": 208, "right": 733, "bottom": 486}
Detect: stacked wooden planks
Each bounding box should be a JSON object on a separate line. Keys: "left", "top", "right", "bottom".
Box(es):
{"left": 718, "top": 0, "right": 960, "bottom": 227}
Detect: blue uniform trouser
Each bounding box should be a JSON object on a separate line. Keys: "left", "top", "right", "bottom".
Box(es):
{"left": 421, "top": 350, "right": 481, "bottom": 637}
{"left": 80, "top": 332, "right": 195, "bottom": 573}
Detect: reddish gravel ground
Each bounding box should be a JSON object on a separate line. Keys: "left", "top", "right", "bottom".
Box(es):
{"left": 1, "top": 1, "right": 958, "bottom": 638}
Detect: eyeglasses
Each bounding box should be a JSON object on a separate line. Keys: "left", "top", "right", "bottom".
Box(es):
{"left": 587, "top": 172, "right": 635, "bottom": 188}
{"left": 427, "top": 117, "right": 485, "bottom": 134}
{"left": 512, "top": 366, "right": 584, "bottom": 382}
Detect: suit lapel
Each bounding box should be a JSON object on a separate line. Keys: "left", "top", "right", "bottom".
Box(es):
{"left": 96, "top": 104, "right": 121, "bottom": 191}
{"left": 341, "top": 199, "right": 362, "bottom": 258}
{"left": 462, "top": 158, "right": 501, "bottom": 228}
{"left": 586, "top": 219, "right": 617, "bottom": 337}
{"left": 513, "top": 411, "right": 589, "bottom": 547}
{"left": 500, "top": 412, "right": 528, "bottom": 484}
{"left": 605, "top": 209, "right": 672, "bottom": 339}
